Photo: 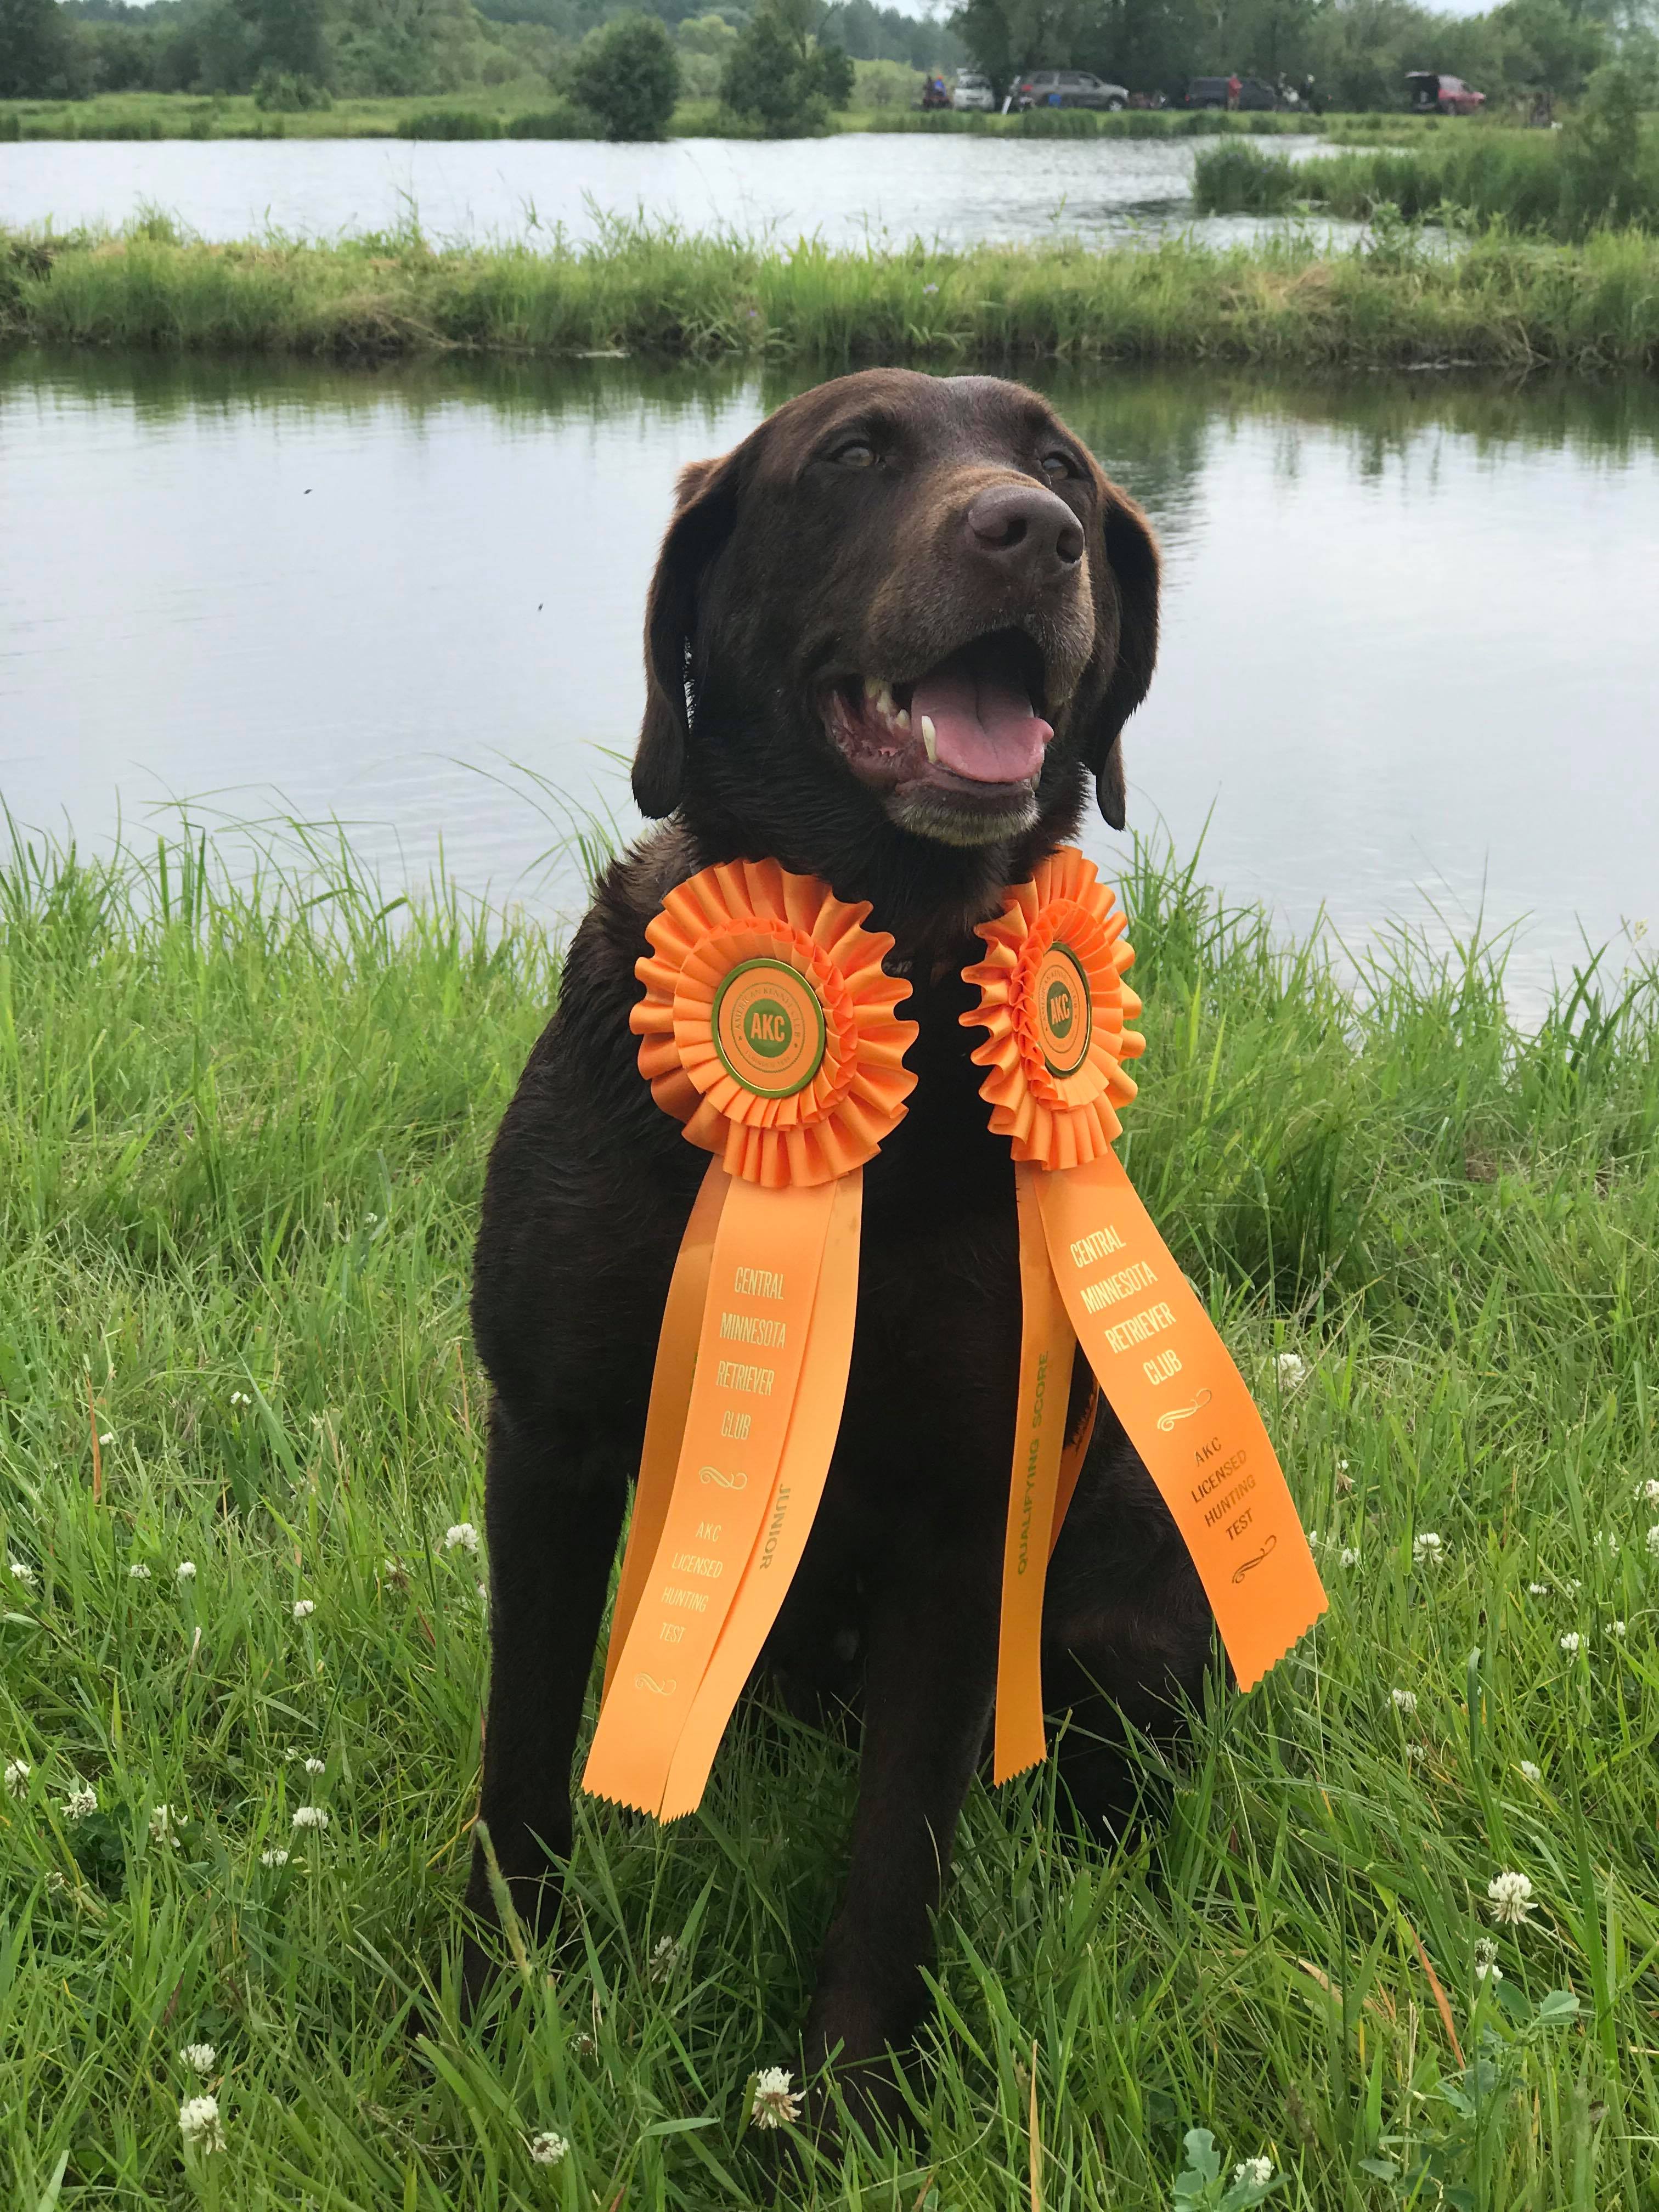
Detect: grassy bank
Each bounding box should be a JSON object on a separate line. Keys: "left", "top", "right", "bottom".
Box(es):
{"left": 2, "top": 823, "right": 1656, "bottom": 2207}
{"left": 0, "top": 88, "right": 1393, "bottom": 144}
{"left": 5, "top": 219, "right": 1659, "bottom": 375}
{"left": 1197, "top": 123, "right": 1659, "bottom": 239}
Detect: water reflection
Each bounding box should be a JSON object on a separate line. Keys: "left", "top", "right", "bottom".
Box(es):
{"left": 4, "top": 346, "right": 1656, "bottom": 1011}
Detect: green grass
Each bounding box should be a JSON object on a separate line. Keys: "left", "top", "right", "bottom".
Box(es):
{"left": 7, "top": 216, "right": 1659, "bottom": 375}
{"left": 2, "top": 819, "right": 1657, "bottom": 2206}
{"left": 1196, "top": 123, "right": 1659, "bottom": 240}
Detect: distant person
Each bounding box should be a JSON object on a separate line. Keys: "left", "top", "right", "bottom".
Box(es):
{"left": 1227, "top": 73, "right": 1242, "bottom": 110}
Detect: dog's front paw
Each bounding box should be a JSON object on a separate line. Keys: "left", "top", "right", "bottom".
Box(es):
{"left": 803, "top": 1999, "right": 919, "bottom": 2146}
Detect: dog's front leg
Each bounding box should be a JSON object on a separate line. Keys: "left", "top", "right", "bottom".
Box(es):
{"left": 461, "top": 1392, "right": 626, "bottom": 2010}
{"left": 805, "top": 1530, "right": 998, "bottom": 2127}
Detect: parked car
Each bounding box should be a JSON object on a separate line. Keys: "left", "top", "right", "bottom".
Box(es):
{"left": 1012, "top": 69, "right": 1130, "bottom": 111}
{"left": 1185, "top": 74, "right": 1284, "bottom": 110}
{"left": 1406, "top": 71, "right": 1485, "bottom": 114}
{"left": 952, "top": 71, "right": 996, "bottom": 111}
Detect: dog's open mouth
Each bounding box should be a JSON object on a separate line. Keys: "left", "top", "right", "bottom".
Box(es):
{"left": 824, "top": 629, "right": 1053, "bottom": 796}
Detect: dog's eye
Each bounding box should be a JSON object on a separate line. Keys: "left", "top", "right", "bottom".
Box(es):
{"left": 828, "top": 439, "right": 876, "bottom": 469}
{"left": 1039, "top": 450, "right": 1079, "bottom": 483}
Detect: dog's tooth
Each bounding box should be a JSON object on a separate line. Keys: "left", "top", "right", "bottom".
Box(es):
{"left": 863, "top": 676, "right": 881, "bottom": 702}
{"left": 921, "top": 714, "right": 938, "bottom": 763}
{"left": 877, "top": 683, "right": 896, "bottom": 719}
{"left": 895, "top": 708, "right": 910, "bottom": 730}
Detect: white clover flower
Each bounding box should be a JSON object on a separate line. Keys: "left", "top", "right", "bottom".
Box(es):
{"left": 1391, "top": 1688, "right": 1418, "bottom": 1714}
{"left": 4, "top": 1758, "right": 31, "bottom": 1797}
{"left": 1559, "top": 1632, "right": 1581, "bottom": 1655}
{"left": 648, "top": 1934, "right": 681, "bottom": 1984}
{"left": 180, "top": 2042, "right": 216, "bottom": 2075}
{"left": 9, "top": 1558, "right": 37, "bottom": 1588}
{"left": 1641, "top": 1479, "right": 1659, "bottom": 1504}
{"left": 98, "top": 1431, "right": 115, "bottom": 1447}
{"left": 230, "top": 1391, "right": 251, "bottom": 1407}
{"left": 64, "top": 1785, "right": 98, "bottom": 1821}
{"left": 291, "top": 1599, "right": 315, "bottom": 1621}
{"left": 1404, "top": 1741, "right": 1426, "bottom": 1763}
{"left": 477, "top": 1580, "right": 489, "bottom": 1605}
{"left": 1234, "top": 2157, "right": 1274, "bottom": 2186}
{"left": 1487, "top": 1870, "right": 1535, "bottom": 1925}
{"left": 259, "top": 1846, "right": 290, "bottom": 1867}
{"left": 178, "top": 2094, "right": 224, "bottom": 2154}
{"left": 1519, "top": 1760, "right": 1542, "bottom": 1783}
{"left": 128, "top": 1563, "right": 152, "bottom": 1580}
{"left": 1563, "top": 1577, "right": 1581, "bottom": 1596}
{"left": 1413, "top": 1532, "right": 1444, "bottom": 1567}
{"left": 1527, "top": 1582, "right": 1550, "bottom": 1596}
{"left": 1340, "top": 1546, "right": 1360, "bottom": 1568}
{"left": 569, "top": 2030, "right": 596, "bottom": 2058}
{"left": 1275, "top": 1352, "right": 1307, "bottom": 1389}
{"left": 45, "top": 1869, "right": 66, "bottom": 1895}
{"left": 1474, "top": 1937, "right": 1502, "bottom": 1983}
{"left": 1611, "top": 1620, "right": 1627, "bottom": 1639}
{"left": 528, "top": 2130, "right": 569, "bottom": 2166}
{"left": 291, "top": 1805, "right": 330, "bottom": 1832}
{"left": 1647, "top": 1526, "right": 1659, "bottom": 1558}
{"left": 444, "top": 1522, "right": 479, "bottom": 1554}
{"left": 176, "top": 1560, "right": 197, "bottom": 1582}
{"left": 748, "top": 2066, "right": 803, "bottom": 2129}
{"left": 149, "top": 1803, "right": 183, "bottom": 1850}
{"left": 1599, "top": 1532, "right": 1620, "bottom": 1556}
{"left": 303, "top": 1757, "right": 325, "bottom": 1776}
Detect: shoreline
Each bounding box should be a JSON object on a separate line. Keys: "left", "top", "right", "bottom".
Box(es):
{"left": 3, "top": 224, "right": 1656, "bottom": 376}
{"left": 0, "top": 92, "right": 1340, "bottom": 145}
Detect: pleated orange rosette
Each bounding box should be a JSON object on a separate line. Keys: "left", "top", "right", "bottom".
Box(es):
{"left": 962, "top": 849, "right": 1327, "bottom": 1785}
{"left": 583, "top": 860, "right": 916, "bottom": 1819}
{"left": 630, "top": 857, "right": 917, "bottom": 1189}
{"left": 962, "top": 847, "right": 1145, "bottom": 1172}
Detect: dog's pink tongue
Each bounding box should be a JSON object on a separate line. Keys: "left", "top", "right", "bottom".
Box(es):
{"left": 911, "top": 667, "right": 1051, "bottom": 785}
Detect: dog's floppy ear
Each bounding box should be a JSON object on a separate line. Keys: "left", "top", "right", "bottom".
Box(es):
{"left": 633, "top": 450, "right": 744, "bottom": 820}
{"left": 1079, "top": 484, "right": 1160, "bottom": 833}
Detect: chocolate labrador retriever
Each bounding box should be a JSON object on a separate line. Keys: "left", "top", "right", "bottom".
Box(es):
{"left": 463, "top": 368, "right": 1212, "bottom": 2114}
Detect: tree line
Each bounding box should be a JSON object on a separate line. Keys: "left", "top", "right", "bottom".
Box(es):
{"left": 0, "top": 0, "right": 959, "bottom": 103}
{"left": 1, "top": 0, "right": 1649, "bottom": 111}
{"left": 954, "top": 0, "right": 1646, "bottom": 110}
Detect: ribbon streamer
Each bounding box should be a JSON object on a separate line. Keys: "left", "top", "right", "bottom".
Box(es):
{"left": 964, "top": 850, "right": 1327, "bottom": 1782}
{"left": 582, "top": 861, "right": 916, "bottom": 1819}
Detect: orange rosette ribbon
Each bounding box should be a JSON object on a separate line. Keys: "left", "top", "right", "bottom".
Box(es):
{"left": 583, "top": 860, "right": 916, "bottom": 1820}
{"left": 963, "top": 850, "right": 1327, "bottom": 1785}
{"left": 631, "top": 858, "right": 917, "bottom": 1188}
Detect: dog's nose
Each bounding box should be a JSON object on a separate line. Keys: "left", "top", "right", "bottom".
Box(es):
{"left": 965, "top": 483, "right": 1085, "bottom": 578}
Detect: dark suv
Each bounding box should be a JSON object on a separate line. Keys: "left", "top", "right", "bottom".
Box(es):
{"left": 1013, "top": 69, "right": 1130, "bottom": 110}
{"left": 1186, "top": 75, "right": 1283, "bottom": 109}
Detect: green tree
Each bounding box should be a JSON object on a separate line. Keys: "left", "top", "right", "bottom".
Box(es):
{"left": 1492, "top": 0, "right": 1606, "bottom": 95}
{"left": 569, "top": 12, "right": 681, "bottom": 137}
{"left": 721, "top": 0, "right": 854, "bottom": 128}
{"left": 0, "top": 0, "right": 85, "bottom": 97}
{"left": 234, "top": 0, "right": 327, "bottom": 83}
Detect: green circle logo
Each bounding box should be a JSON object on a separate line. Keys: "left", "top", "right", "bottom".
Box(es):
{"left": 712, "top": 958, "right": 827, "bottom": 1099}
{"left": 1033, "top": 941, "right": 1092, "bottom": 1080}
{"left": 743, "top": 999, "right": 793, "bottom": 1059}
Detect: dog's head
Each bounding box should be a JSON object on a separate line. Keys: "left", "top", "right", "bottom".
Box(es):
{"left": 632, "top": 370, "right": 1158, "bottom": 915}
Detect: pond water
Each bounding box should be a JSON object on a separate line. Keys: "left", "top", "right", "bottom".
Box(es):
{"left": 0, "top": 131, "right": 1333, "bottom": 250}
{"left": 4, "top": 347, "right": 1656, "bottom": 1013}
